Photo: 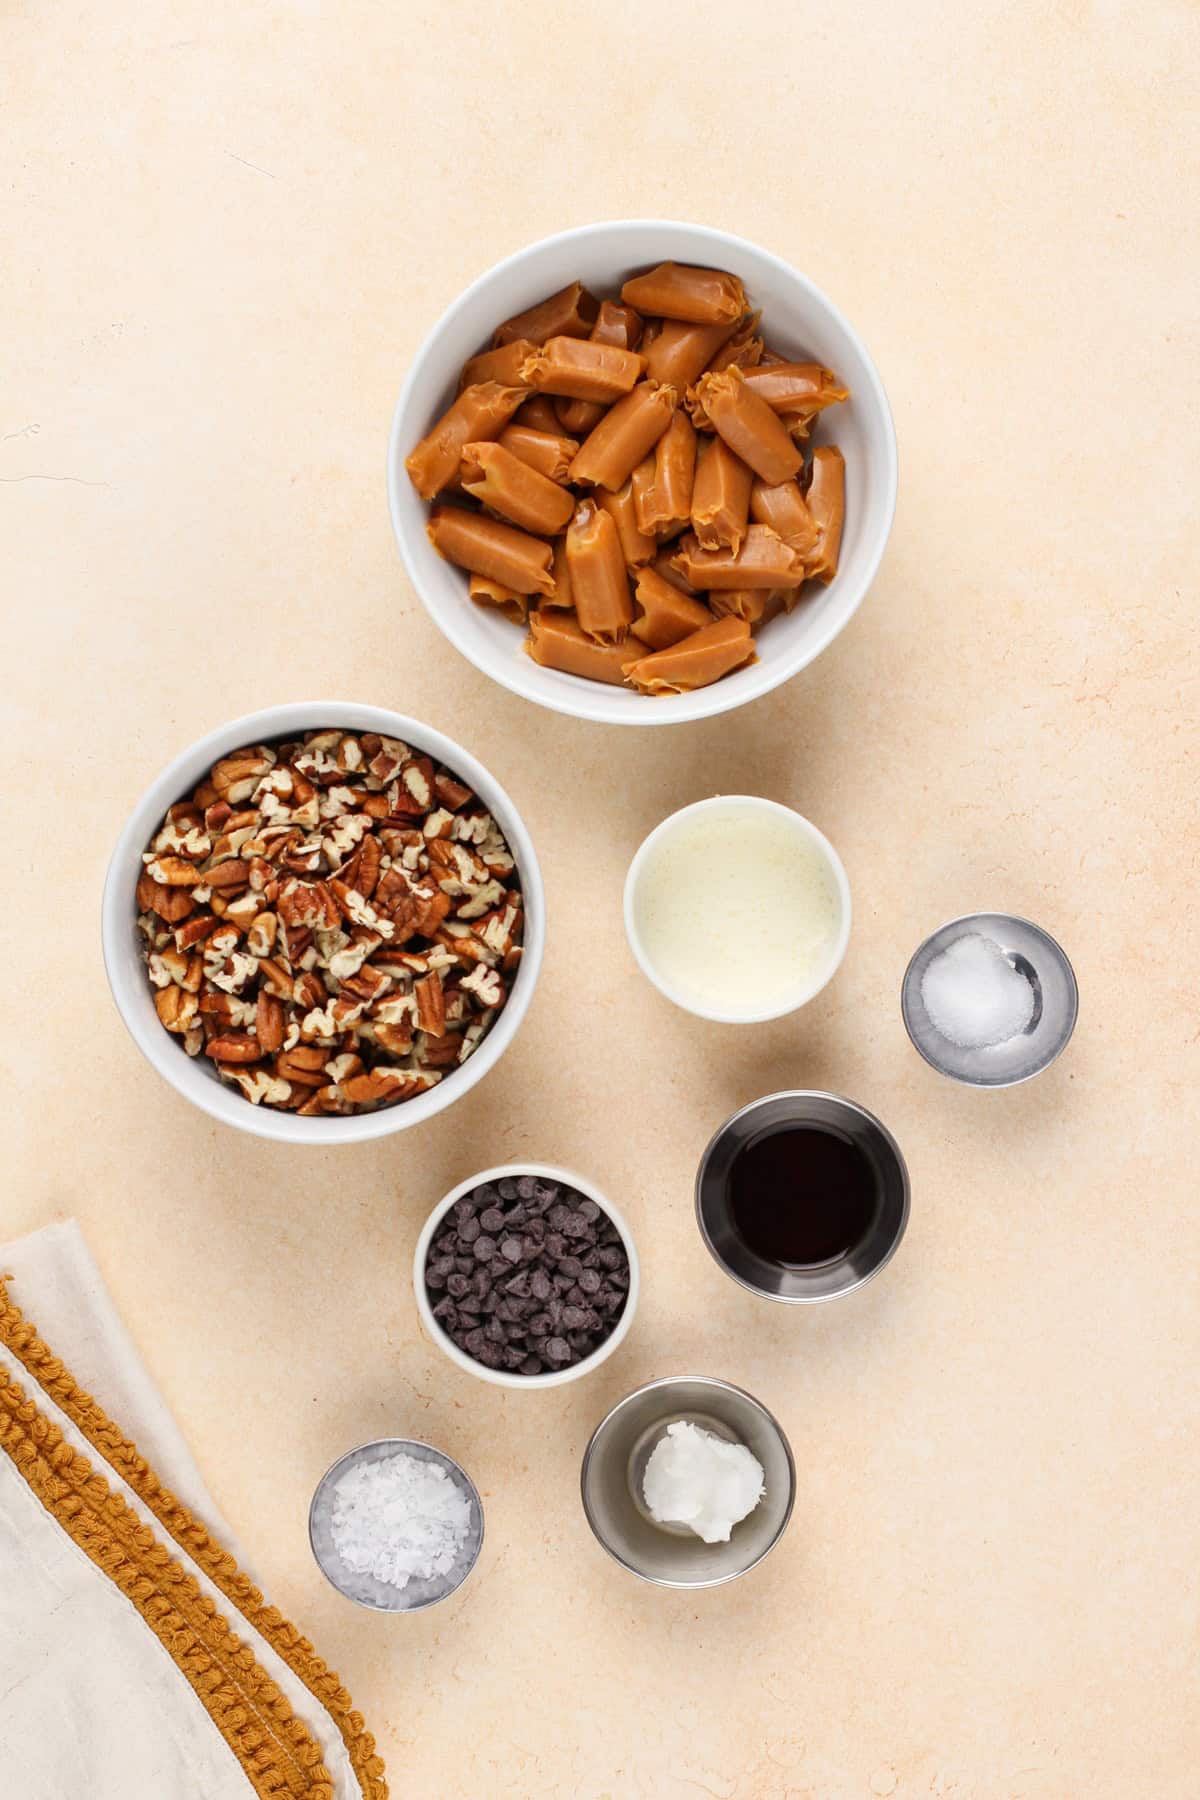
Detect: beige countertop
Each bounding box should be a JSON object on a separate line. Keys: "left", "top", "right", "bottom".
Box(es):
{"left": 5, "top": 3, "right": 1197, "bottom": 1795}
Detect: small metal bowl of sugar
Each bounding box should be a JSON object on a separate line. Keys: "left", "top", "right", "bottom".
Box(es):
{"left": 308, "top": 1437, "right": 484, "bottom": 1612}
{"left": 901, "top": 911, "right": 1078, "bottom": 1087}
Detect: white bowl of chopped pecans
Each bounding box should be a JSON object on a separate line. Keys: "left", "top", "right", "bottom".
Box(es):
{"left": 102, "top": 703, "right": 544, "bottom": 1143}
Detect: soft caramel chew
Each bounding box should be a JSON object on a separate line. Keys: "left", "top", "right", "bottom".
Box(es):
{"left": 457, "top": 339, "right": 537, "bottom": 393}
{"left": 597, "top": 478, "right": 656, "bottom": 568}
{"left": 526, "top": 610, "right": 648, "bottom": 685}
{"left": 641, "top": 316, "right": 742, "bottom": 387}
{"left": 631, "top": 455, "right": 657, "bottom": 536}
{"left": 691, "top": 434, "right": 754, "bottom": 551}
{"left": 406, "top": 382, "right": 527, "bottom": 501}
{"left": 621, "top": 262, "right": 747, "bottom": 326}
{"left": 708, "top": 586, "right": 780, "bottom": 624}
{"left": 428, "top": 504, "right": 555, "bottom": 594}
{"left": 637, "top": 410, "right": 696, "bottom": 537}
{"left": 749, "top": 476, "right": 819, "bottom": 558}
{"left": 494, "top": 280, "right": 598, "bottom": 347}
{"left": 741, "top": 362, "right": 849, "bottom": 418}
{"left": 706, "top": 312, "right": 764, "bottom": 374}
{"left": 623, "top": 616, "right": 756, "bottom": 693}
{"left": 521, "top": 336, "right": 645, "bottom": 403}
{"left": 803, "top": 446, "right": 846, "bottom": 581}
{"left": 689, "top": 367, "right": 802, "bottom": 484}
{"left": 469, "top": 574, "right": 529, "bottom": 624}
{"left": 460, "top": 441, "right": 574, "bottom": 535}
{"left": 498, "top": 423, "right": 580, "bottom": 483}
{"left": 511, "top": 394, "right": 564, "bottom": 435}
{"left": 671, "top": 523, "right": 806, "bottom": 589}
{"left": 546, "top": 536, "right": 574, "bottom": 608}
{"left": 565, "top": 500, "right": 634, "bottom": 642}
{"left": 651, "top": 548, "right": 698, "bottom": 594}
{"left": 589, "top": 299, "right": 644, "bottom": 351}
{"left": 569, "top": 381, "right": 677, "bottom": 490}
{"left": 632, "top": 566, "right": 713, "bottom": 649}
{"left": 555, "top": 397, "right": 606, "bottom": 435}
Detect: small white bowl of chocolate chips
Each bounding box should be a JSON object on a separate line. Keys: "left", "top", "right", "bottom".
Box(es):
{"left": 414, "top": 1163, "right": 639, "bottom": 1387}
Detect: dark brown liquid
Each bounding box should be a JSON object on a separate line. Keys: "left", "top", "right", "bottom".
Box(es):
{"left": 728, "top": 1126, "right": 878, "bottom": 1267}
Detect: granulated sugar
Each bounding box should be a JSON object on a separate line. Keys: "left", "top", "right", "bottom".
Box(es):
{"left": 920, "top": 931, "right": 1035, "bottom": 1050}
{"left": 331, "top": 1451, "right": 473, "bottom": 1589}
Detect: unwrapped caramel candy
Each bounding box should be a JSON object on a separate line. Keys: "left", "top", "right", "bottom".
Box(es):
{"left": 406, "top": 382, "right": 527, "bottom": 501}
{"left": 671, "top": 524, "right": 806, "bottom": 590}
{"left": 621, "top": 262, "right": 746, "bottom": 326}
{"left": 527, "top": 610, "right": 648, "bottom": 685}
{"left": 623, "top": 616, "right": 756, "bottom": 693}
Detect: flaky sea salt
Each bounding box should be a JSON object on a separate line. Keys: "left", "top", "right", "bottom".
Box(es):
{"left": 642, "top": 1421, "right": 765, "bottom": 1544}
{"left": 920, "top": 931, "right": 1035, "bottom": 1050}
{"left": 331, "top": 1452, "right": 472, "bottom": 1589}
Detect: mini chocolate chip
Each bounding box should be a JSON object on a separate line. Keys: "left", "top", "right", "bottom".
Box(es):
{"left": 464, "top": 1327, "right": 486, "bottom": 1355}
{"left": 577, "top": 1199, "right": 600, "bottom": 1221}
{"left": 425, "top": 1267, "right": 447, "bottom": 1290}
{"left": 578, "top": 1268, "right": 602, "bottom": 1294}
{"left": 530, "top": 1269, "right": 552, "bottom": 1300}
{"left": 543, "top": 1336, "right": 571, "bottom": 1364}
{"left": 504, "top": 1271, "right": 531, "bottom": 1298}
{"left": 453, "top": 1197, "right": 479, "bottom": 1221}
{"left": 561, "top": 1306, "right": 587, "bottom": 1330}
{"left": 432, "top": 1298, "right": 458, "bottom": 1325}
{"left": 545, "top": 1232, "right": 567, "bottom": 1258}
{"left": 447, "top": 1273, "right": 470, "bottom": 1298}
{"left": 562, "top": 1211, "right": 590, "bottom": 1238}
{"left": 455, "top": 1256, "right": 474, "bottom": 1274}
{"left": 458, "top": 1216, "right": 481, "bottom": 1244}
{"left": 557, "top": 1255, "right": 583, "bottom": 1279}
{"left": 479, "top": 1206, "right": 505, "bottom": 1233}
{"left": 473, "top": 1235, "right": 497, "bottom": 1260}
{"left": 548, "top": 1204, "right": 571, "bottom": 1230}
{"left": 528, "top": 1312, "right": 552, "bottom": 1336}
{"left": 497, "top": 1177, "right": 518, "bottom": 1200}
{"left": 520, "top": 1353, "right": 543, "bottom": 1375}
{"left": 598, "top": 1246, "right": 624, "bottom": 1270}
{"left": 500, "top": 1236, "right": 522, "bottom": 1263}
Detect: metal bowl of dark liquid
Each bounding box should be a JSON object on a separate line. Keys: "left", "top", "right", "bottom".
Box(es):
{"left": 695, "top": 1091, "right": 909, "bottom": 1302}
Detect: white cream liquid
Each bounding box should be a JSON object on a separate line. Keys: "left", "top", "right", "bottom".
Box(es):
{"left": 633, "top": 804, "right": 843, "bottom": 1016}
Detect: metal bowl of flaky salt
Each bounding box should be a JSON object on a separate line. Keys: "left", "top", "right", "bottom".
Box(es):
{"left": 901, "top": 911, "right": 1078, "bottom": 1087}
{"left": 309, "top": 1437, "right": 484, "bottom": 1611}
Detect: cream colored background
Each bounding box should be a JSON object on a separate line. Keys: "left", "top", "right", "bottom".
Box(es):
{"left": 4, "top": 3, "right": 1198, "bottom": 1796}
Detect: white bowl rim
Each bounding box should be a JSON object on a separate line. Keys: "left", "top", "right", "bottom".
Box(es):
{"left": 386, "top": 217, "right": 898, "bottom": 727}
{"left": 413, "top": 1161, "right": 640, "bottom": 1389}
{"left": 101, "top": 701, "right": 545, "bottom": 1145}
{"left": 622, "top": 794, "right": 852, "bottom": 1022}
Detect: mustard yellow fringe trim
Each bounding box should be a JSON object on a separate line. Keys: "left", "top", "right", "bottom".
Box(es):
{"left": 0, "top": 1280, "right": 387, "bottom": 1800}
{"left": 0, "top": 1371, "right": 330, "bottom": 1799}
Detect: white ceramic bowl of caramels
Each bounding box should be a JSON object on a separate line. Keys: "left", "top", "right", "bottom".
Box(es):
{"left": 388, "top": 219, "right": 897, "bottom": 727}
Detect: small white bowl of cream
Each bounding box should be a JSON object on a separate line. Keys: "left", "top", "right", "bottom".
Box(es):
{"left": 623, "top": 795, "right": 851, "bottom": 1022}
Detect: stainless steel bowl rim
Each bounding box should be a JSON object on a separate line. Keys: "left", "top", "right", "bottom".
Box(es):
{"left": 694, "top": 1089, "right": 911, "bottom": 1303}
{"left": 579, "top": 1374, "right": 797, "bottom": 1589}
{"left": 308, "top": 1435, "right": 485, "bottom": 1612}
{"left": 900, "top": 911, "right": 1079, "bottom": 1087}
